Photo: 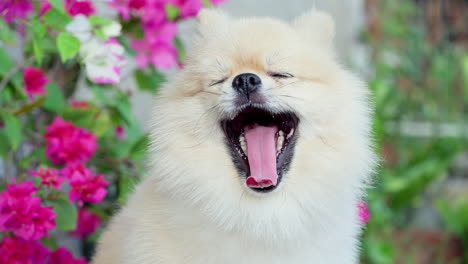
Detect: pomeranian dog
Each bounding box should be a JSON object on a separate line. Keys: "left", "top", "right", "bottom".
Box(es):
{"left": 93, "top": 8, "right": 376, "bottom": 264}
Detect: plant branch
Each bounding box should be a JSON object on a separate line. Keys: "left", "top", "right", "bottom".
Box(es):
{"left": 12, "top": 96, "right": 46, "bottom": 116}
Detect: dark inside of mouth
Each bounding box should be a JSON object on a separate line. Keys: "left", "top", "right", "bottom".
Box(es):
{"left": 220, "top": 107, "right": 299, "bottom": 193}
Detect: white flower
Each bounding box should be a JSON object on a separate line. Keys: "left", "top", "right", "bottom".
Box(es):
{"left": 102, "top": 22, "right": 122, "bottom": 38}
{"left": 80, "top": 38, "right": 126, "bottom": 84}
{"left": 65, "top": 14, "right": 92, "bottom": 42}
{"left": 66, "top": 14, "right": 126, "bottom": 84}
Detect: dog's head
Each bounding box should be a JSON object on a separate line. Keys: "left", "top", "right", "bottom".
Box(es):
{"left": 149, "top": 9, "right": 375, "bottom": 240}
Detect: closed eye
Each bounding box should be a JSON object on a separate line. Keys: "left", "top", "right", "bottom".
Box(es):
{"left": 268, "top": 72, "right": 294, "bottom": 79}
{"left": 209, "top": 77, "right": 228, "bottom": 87}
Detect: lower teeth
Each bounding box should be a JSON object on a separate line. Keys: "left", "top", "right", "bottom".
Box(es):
{"left": 240, "top": 135, "right": 247, "bottom": 153}
{"left": 276, "top": 135, "right": 284, "bottom": 154}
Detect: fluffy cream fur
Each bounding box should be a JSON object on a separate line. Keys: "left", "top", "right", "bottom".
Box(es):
{"left": 93, "top": 8, "right": 376, "bottom": 264}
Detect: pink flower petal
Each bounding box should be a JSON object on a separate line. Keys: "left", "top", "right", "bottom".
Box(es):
{"left": 45, "top": 117, "right": 98, "bottom": 165}
{"left": 66, "top": 0, "right": 95, "bottom": 16}
{"left": 71, "top": 208, "right": 102, "bottom": 239}
{"left": 23, "top": 66, "right": 49, "bottom": 100}
{"left": 62, "top": 164, "right": 109, "bottom": 204}
{"left": 48, "top": 247, "right": 88, "bottom": 264}
{"left": 0, "top": 236, "right": 50, "bottom": 263}
{"left": 0, "top": 181, "right": 57, "bottom": 240}
{"left": 30, "top": 167, "right": 64, "bottom": 189}
{"left": 0, "top": 0, "right": 34, "bottom": 23}
{"left": 358, "top": 201, "right": 371, "bottom": 224}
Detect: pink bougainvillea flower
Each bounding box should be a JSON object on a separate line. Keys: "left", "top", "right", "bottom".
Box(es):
{"left": 109, "top": 0, "right": 147, "bottom": 20}
{"left": 0, "top": 0, "right": 34, "bottom": 23}
{"left": 140, "top": 0, "right": 167, "bottom": 26}
{"left": 115, "top": 125, "right": 127, "bottom": 140}
{"left": 62, "top": 164, "right": 109, "bottom": 205}
{"left": 170, "top": 0, "right": 225, "bottom": 17}
{"left": 358, "top": 201, "right": 371, "bottom": 224}
{"left": 71, "top": 99, "right": 90, "bottom": 108}
{"left": 109, "top": 0, "right": 132, "bottom": 20}
{"left": 41, "top": 0, "right": 95, "bottom": 17}
{"left": 132, "top": 22, "right": 178, "bottom": 69}
{"left": 23, "top": 66, "right": 49, "bottom": 100}
{"left": 171, "top": 0, "right": 203, "bottom": 18}
{"left": 66, "top": 0, "right": 95, "bottom": 16}
{"left": 129, "top": 0, "right": 146, "bottom": 9}
{"left": 71, "top": 208, "right": 102, "bottom": 238}
{"left": 146, "top": 21, "right": 178, "bottom": 43}
{"left": 45, "top": 117, "right": 98, "bottom": 165}
{"left": 110, "top": 0, "right": 180, "bottom": 69}
{"left": 0, "top": 236, "right": 50, "bottom": 264}
{"left": 210, "top": 0, "right": 226, "bottom": 4}
{"left": 0, "top": 181, "right": 57, "bottom": 240}
{"left": 2, "top": 180, "right": 38, "bottom": 198}
{"left": 109, "top": 0, "right": 225, "bottom": 70}
{"left": 30, "top": 167, "right": 64, "bottom": 189}
{"left": 180, "top": 0, "right": 203, "bottom": 18}
{"left": 149, "top": 43, "right": 179, "bottom": 68}
{"left": 47, "top": 247, "right": 87, "bottom": 264}
{"left": 40, "top": 0, "right": 53, "bottom": 16}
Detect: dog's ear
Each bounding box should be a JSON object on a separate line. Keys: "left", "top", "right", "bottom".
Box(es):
{"left": 197, "top": 9, "right": 230, "bottom": 36}
{"left": 293, "top": 10, "right": 335, "bottom": 48}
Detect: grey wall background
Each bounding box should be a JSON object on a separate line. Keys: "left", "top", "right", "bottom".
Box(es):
{"left": 128, "top": 0, "right": 366, "bottom": 130}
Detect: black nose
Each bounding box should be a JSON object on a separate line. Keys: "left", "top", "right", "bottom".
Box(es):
{"left": 232, "top": 73, "right": 261, "bottom": 97}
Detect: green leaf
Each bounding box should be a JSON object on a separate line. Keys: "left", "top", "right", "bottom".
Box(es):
{"left": 86, "top": 227, "right": 103, "bottom": 243}
{"left": 89, "top": 15, "right": 113, "bottom": 26}
{"left": 174, "top": 37, "right": 186, "bottom": 63}
{"left": 91, "top": 110, "right": 112, "bottom": 137}
{"left": 437, "top": 198, "right": 468, "bottom": 235}
{"left": 90, "top": 84, "right": 116, "bottom": 106}
{"left": 463, "top": 55, "right": 468, "bottom": 95}
{"left": 165, "top": 3, "right": 180, "bottom": 20}
{"left": 57, "top": 32, "right": 80, "bottom": 62}
{"left": 203, "top": 0, "right": 214, "bottom": 7}
{"left": 134, "top": 68, "right": 166, "bottom": 94}
{"left": 367, "top": 238, "right": 394, "bottom": 264}
{"left": 41, "top": 236, "right": 58, "bottom": 250}
{"left": 120, "top": 20, "right": 144, "bottom": 39}
{"left": 44, "top": 11, "right": 72, "bottom": 31}
{"left": 29, "top": 22, "right": 47, "bottom": 64}
{"left": 118, "top": 35, "right": 136, "bottom": 56}
{"left": 1, "top": 112, "right": 23, "bottom": 150}
{"left": 115, "top": 98, "right": 134, "bottom": 125}
{"left": 0, "top": 85, "right": 13, "bottom": 102}
{"left": 48, "top": 0, "right": 65, "bottom": 13}
{"left": 0, "top": 131, "right": 9, "bottom": 157}
{"left": 118, "top": 174, "right": 138, "bottom": 204}
{"left": 49, "top": 196, "right": 78, "bottom": 231}
{"left": 0, "top": 19, "right": 17, "bottom": 44}
{"left": 43, "top": 83, "right": 66, "bottom": 113}
{"left": 32, "top": 37, "right": 44, "bottom": 64}
{"left": 42, "top": 8, "right": 72, "bottom": 30}
{"left": 62, "top": 105, "right": 112, "bottom": 137}
{"left": 129, "top": 134, "right": 149, "bottom": 160}
{"left": 30, "top": 21, "right": 46, "bottom": 37}
{"left": 93, "top": 28, "right": 108, "bottom": 40}
{"left": 0, "top": 48, "right": 14, "bottom": 76}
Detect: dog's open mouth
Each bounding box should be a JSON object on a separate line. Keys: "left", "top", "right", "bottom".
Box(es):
{"left": 221, "top": 107, "right": 299, "bottom": 193}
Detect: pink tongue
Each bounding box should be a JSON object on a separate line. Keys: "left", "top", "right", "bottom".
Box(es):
{"left": 244, "top": 125, "right": 278, "bottom": 188}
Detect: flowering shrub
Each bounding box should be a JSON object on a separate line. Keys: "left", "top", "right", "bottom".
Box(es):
{"left": 0, "top": 0, "right": 226, "bottom": 262}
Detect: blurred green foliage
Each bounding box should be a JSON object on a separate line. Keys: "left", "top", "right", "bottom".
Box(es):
{"left": 360, "top": 0, "right": 468, "bottom": 263}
